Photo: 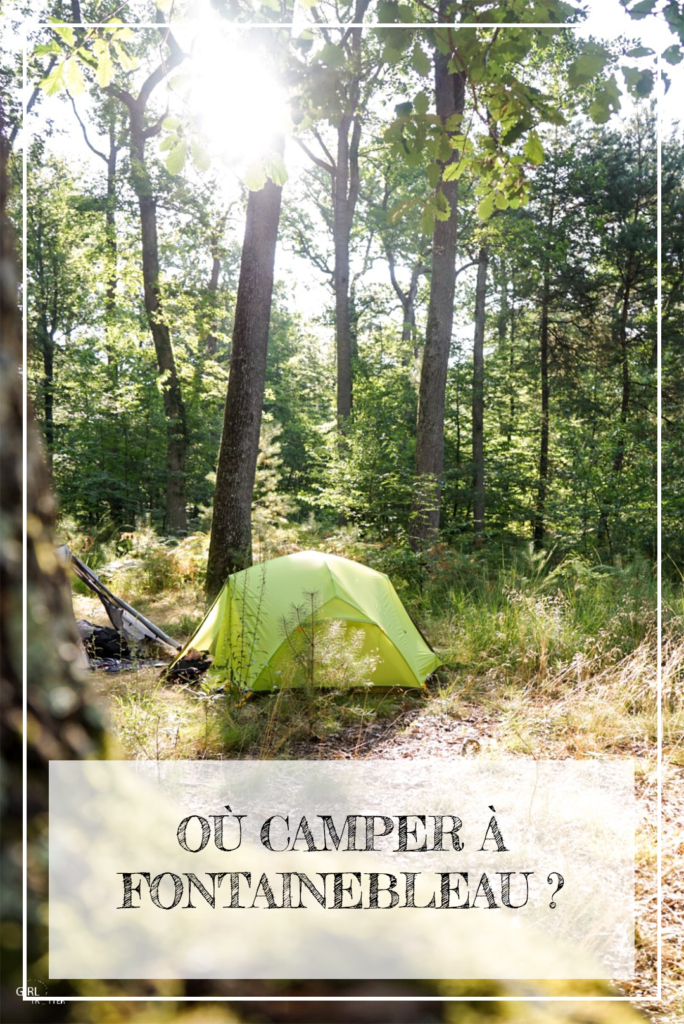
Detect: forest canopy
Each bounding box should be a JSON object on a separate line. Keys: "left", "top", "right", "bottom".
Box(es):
{"left": 5, "top": 0, "right": 682, "bottom": 590}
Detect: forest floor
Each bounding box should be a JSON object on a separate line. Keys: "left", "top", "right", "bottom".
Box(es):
{"left": 69, "top": 531, "right": 684, "bottom": 1024}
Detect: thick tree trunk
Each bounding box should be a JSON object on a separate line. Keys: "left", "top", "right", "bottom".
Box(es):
{"left": 533, "top": 267, "right": 551, "bottom": 548}
{"left": 472, "top": 245, "right": 488, "bottom": 547}
{"left": 130, "top": 111, "right": 188, "bottom": 534}
{"left": 411, "top": 38, "right": 466, "bottom": 548}
{"left": 1, "top": 118, "right": 109, "bottom": 1017}
{"left": 205, "top": 171, "right": 284, "bottom": 601}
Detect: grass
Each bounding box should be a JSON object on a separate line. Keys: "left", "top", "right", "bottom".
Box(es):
{"left": 68, "top": 522, "right": 684, "bottom": 1021}
{"left": 70, "top": 523, "right": 677, "bottom": 765}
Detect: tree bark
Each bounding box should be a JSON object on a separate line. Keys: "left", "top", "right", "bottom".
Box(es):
{"left": 472, "top": 245, "right": 488, "bottom": 547}
{"left": 331, "top": 0, "right": 369, "bottom": 425}
{"left": 104, "top": 118, "right": 119, "bottom": 375}
{"left": 130, "top": 107, "right": 188, "bottom": 533}
{"left": 386, "top": 244, "right": 424, "bottom": 354}
{"left": 533, "top": 266, "right": 551, "bottom": 548}
{"left": 333, "top": 112, "right": 356, "bottom": 424}
{"left": 613, "top": 258, "right": 634, "bottom": 475}
{"left": 108, "top": 23, "right": 188, "bottom": 534}
{"left": 532, "top": 152, "right": 558, "bottom": 549}
{"left": 205, "top": 168, "right": 284, "bottom": 601}
{"left": 205, "top": 233, "right": 222, "bottom": 356}
{"left": 410, "top": 33, "right": 466, "bottom": 548}
{"left": 42, "top": 328, "right": 55, "bottom": 475}
{"left": 1, "top": 113, "right": 109, "bottom": 1015}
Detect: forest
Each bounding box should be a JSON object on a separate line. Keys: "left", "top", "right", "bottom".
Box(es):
{"left": 1, "top": 0, "right": 684, "bottom": 1021}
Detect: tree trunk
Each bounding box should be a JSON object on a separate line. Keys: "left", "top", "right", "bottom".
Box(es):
{"left": 533, "top": 266, "right": 551, "bottom": 548}
{"left": 205, "top": 170, "right": 284, "bottom": 601}
{"left": 1, "top": 116, "right": 109, "bottom": 1016}
{"left": 333, "top": 115, "right": 355, "bottom": 424}
{"left": 42, "top": 328, "right": 54, "bottom": 476}
{"left": 205, "top": 234, "right": 222, "bottom": 356}
{"left": 332, "top": 0, "right": 369, "bottom": 426}
{"left": 104, "top": 119, "right": 119, "bottom": 376}
{"left": 472, "top": 245, "right": 488, "bottom": 547}
{"left": 532, "top": 152, "right": 558, "bottom": 550}
{"left": 410, "top": 35, "right": 466, "bottom": 548}
{"left": 404, "top": 262, "right": 422, "bottom": 347}
{"left": 386, "top": 246, "right": 423, "bottom": 356}
{"left": 129, "top": 109, "right": 188, "bottom": 534}
{"left": 613, "top": 258, "right": 634, "bottom": 475}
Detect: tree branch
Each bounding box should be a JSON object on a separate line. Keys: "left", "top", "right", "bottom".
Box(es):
{"left": 68, "top": 93, "right": 108, "bottom": 162}
{"left": 137, "top": 18, "right": 186, "bottom": 113}
{"left": 294, "top": 136, "right": 335, "bottom": 176}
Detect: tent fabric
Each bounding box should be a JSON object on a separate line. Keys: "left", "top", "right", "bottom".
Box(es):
{"left": 173, "top": 550, "right": 442, "bottom": 690}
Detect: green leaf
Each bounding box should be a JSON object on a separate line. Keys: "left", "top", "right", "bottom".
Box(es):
{"left": 166, "top": 140, "right": 187, "bottom": 175}
{"left": 387, "top": 196, "right": 422, "bottom": 224}
{"left": 477, "top": 193, "right": 495, "bottom": 220}
{"left": 263, "top": 152, "right": 288, "bottom": 186}
{"left": 112, "top": 41, "right": 138, "bottom": 71}
{"left": 427, "top": 162, "right": 441, "bottom": 188}
{"left": 626, "top": 0, "right": 657, "bottom": 17}
{"left": 567, "top": 48, "right": 610, "bottom": 87}
{"left": 65, "top": 57, "right": 86, "bottom": 96}
{"left": 319, "top": 43, "right": 345, "bottom": 68}
{"left": 442, "top": 159, "right": 467, "bottom": 181}
{"left": 433, "top": 191, "right": 450, "bottom": 221}
{"left": 589, "top": 97, "right": 610, "bottom": 123}
{"left": 35, "top": 41, "right": 62, "bottom": 56}
{"left": 414, "top": 90, "right": 429, "bottom": 116}
{"left": 494, "top": 191, "right": 509, "bottom": 210}
{"left": 40, "top": 61, "right": 66, "bottom": 96}
{"left": 244, "top": 160, "right": 267, "bottom": 191}
{"left": 501, "top": 115, "right": 535, "bottom": 147}
{"left": 663, "top": 44, "right": 683, "bottom": 65}
{"left": 191, "top": 142, "right": 211, "bottom": 172}
{"left": 444, "top": 113, "right": 463, "bottom": 133}
{"left": 108, "top": 23, "right": 135, "bottom": 41}
{"left": 419, "top": 205, "right": 435, "bottom": 235}
{"left": 49, "top": 21, "right": 75, "bottom": 46}
{"left": 299, "top": 0, "right": 318, "bottom": 7}
{"left": 377, "top": 0, "right": 414, "bottom": 21}
{"left": 411, "top": 41, "right": 431, "bottom": 77}
{"left": 163, "top": 116, "right": 181, "bottom": 130}
{"left": 589, "top": 75, "right": 622, "bottom": 123}
{"left": 523, "top": 130, "right": 544, "bottom": 165}
{"left": 623, "top": 66, "right": 654, "bottom": 97}
{"left": 159, "top": 135, "right": 177, "bottom": 152}
{"left": 626, "top": 45, "right": 654, "bottom": 57}
{"left": 95, "top": 44, "right": 114, "bottom": 88}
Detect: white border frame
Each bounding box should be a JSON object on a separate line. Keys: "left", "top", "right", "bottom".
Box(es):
{"left": 20, "top": 14, "right": 663, "bottom": 1007}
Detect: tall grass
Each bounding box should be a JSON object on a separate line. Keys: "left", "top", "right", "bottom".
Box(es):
{"left": 69, "top": 520, "right": 680, "bottom": 761}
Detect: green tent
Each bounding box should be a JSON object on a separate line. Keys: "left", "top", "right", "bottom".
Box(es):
{"left": 174, "top": 550, "right": 441, "bottom": 690}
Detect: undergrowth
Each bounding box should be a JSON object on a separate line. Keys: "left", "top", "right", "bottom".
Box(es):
{"left": 68, "top": 520, "right": 681, "bottom": 763}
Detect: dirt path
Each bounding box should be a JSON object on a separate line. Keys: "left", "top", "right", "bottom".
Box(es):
{"left": 291, "top": 697, "right": 683, "bottom": 1024}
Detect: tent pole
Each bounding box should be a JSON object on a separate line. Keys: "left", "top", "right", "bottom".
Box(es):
{"left": 67, "top": 550, "right": 182, "bottom": 651}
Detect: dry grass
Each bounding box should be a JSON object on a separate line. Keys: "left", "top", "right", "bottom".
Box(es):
{"left": 71, "top": 535, "right": 684, "bottom": 1022}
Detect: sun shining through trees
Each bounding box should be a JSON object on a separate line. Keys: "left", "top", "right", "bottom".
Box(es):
{"left": 184, "top": 29, "right": 292, "bottom": 171}
{"left": 6, "top": 0, "right": 684, "bottom": 1018}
